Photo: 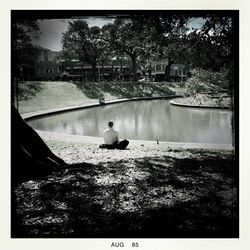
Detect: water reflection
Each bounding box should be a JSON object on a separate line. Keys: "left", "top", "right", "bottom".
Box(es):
{"left": 28, "top": 100, "right": 232, "bottom": 144}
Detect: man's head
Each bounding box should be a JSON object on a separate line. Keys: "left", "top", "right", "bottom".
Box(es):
{"left": 108, "top": 121, "right": 113, "bottom": 128}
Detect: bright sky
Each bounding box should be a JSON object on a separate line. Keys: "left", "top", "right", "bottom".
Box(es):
{"left": 33, "top": 17, "right": 114, "bottom": 51}
{"left": 33, "top": 17, "right": 204, "bottom": 52}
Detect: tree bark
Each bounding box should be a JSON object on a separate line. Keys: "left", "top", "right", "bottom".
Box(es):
{"left": 91, "top": 61, "right": 97, "bottom": 82}
{"left": 131, "top": 56, "right": 138, "bottom": 82}
{"left": 11, "top": 106, "right": 67, "bottom": 185}
{"left": 165, "top": 59, "right": 175, "bottom": 82}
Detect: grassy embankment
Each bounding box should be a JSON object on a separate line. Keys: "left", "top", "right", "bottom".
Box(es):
{"left": 17, "top": 81, "right": 183, "bottom": 113}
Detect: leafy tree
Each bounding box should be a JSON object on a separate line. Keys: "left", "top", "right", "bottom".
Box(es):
{"left": 130, "top": 15, "right": 191, "bottom": 81}
{"left": 141, "top": 15, "right": 234, "bottom": 82}
{"left": 136, "top": 15, "right": 191, "bottom": 80}
{"left": 186, "top": 16, "right": 233, "bottom": 71}
{"left": 12, "top": 18, "right": 40, "bottom": 107}
{"left": 101, "top": 18, "right": 160, "bottom": 82}
{"left": 13, "top": 19, "right": 40, "bottom": 50}
{"left": 62, "top": 20, "right": 106, "bottom": 81}
{"left": 184, "top": 68, "right": 230, "bottom": 95}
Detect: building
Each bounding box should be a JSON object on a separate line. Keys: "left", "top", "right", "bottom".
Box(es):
{"left": 18, "top": 47, "right": 61, "bottom": 81}
{"left": 150, "top": 60, "right": 186, "bottom": 82}
{"left": 58, "top": 57, "right": 138, "bottom": 82}
{"left": 35, "top": 49, "right": 60, "bottom": 80}
{"left": 17, "top": 47, "right": 187, "bottom": 82}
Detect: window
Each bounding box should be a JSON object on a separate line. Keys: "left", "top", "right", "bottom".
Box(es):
{"left": 46, "top": 68, "right": 54, "bottom": 73}
{"left": 156, "top": 64, "right": 161, "bottom": 71}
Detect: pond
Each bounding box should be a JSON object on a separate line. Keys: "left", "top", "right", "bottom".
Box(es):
{"left": 27, "top": 100, "right": 233, "bottom": 144}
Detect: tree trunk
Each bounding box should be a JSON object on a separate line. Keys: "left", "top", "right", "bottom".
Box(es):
{"left": 91, "top": 62, "right": 97, "bottom": 82}
{"left": 131, "top": 56, "right": 138, "bottom": 82}
{"left": 81, "top": 62, "right": 85, "bottom": 82}
{"left": 148, "top": 69, "right": 152, "bottom": 82}
{"left": 11, "top": 106, "right": 67, "bottom": 185}
{"left": 165, "top": 59, "right": 175, "bottom": 82}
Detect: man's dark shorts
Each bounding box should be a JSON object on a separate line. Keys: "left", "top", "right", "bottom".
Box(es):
{"left": 99, "top": 139, "right": 129, "bottom": 150}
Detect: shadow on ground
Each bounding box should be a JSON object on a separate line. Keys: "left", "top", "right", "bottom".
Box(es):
{"left": 12, "top": 151, "right": 238, "bottom": 238}
{"left": 18, "top": 81, "right": 44, "bottom": 101}
{"left": 74, "top": 81, "right": 175, "bottom": 99}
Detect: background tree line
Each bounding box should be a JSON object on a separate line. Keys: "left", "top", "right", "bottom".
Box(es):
{"left": 13, "top": 13, "right": 236, "bottom": 88}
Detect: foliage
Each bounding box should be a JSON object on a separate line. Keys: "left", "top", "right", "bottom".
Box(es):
{"left": 62, "top": 20, "right": 106, "bottom": 81}
{"left": 101, "top": 15, "right": 191, "bottom": 82}
{"left": 184, "top": 68, "right": 230, "bottom": 95}
{"left": 18, "top": 81, "right": 44, "bottom": 101}
{"left": 101, "top": 19, "right": 151, "bottom": 82}
{"left": 74, "top": 81, "right": 175, "bottom": 99}
{"left": 185, "top": 16, "right": 234, "bottom": 72}
{"left": 60, "top": 14, "right": 235, "bottom": 85}
{"left": 176, "top": 93, "right": 231, "bottom": 108}
{"left": 13, "top": 19, "right": 40, "bottom": 50}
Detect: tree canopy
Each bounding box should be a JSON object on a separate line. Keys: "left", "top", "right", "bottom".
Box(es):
{"left": 62, "top": 20, "right": 106, "bottom": 81}
{"left": 60, "top": 14, "right": 235, "bottom": 82}
{"left": 13, "top": 19, "right": 40, "bottom": 50}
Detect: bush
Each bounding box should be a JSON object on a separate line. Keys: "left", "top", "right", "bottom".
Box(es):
{"left": 184, "top": 68, "right": 230, "bottom": 95}
{"left": 18, "top": 81, "right": 44, "bottom": 101}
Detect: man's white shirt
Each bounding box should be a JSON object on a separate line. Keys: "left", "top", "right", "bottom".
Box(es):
{"left": 103, "top": 127, "right": 119, "bottom": 145}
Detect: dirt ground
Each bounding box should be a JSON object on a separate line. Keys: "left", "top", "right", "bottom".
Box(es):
{"left": 12, "top": 140, "right": 238, "bottom": 238}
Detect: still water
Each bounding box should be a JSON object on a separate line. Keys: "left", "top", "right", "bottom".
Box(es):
{"left": 28, "top": 100, "right": 233, "bottom": 144}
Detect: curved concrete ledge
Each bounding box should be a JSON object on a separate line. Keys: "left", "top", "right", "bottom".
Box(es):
{"left": 170, "top": 99, "right": 231, "bottom": 110}
{"left": 21, "top": 96, "right": 233, "bottom": 151}
{"left": 22, "top": 95, "right": 182, "bottom": 121}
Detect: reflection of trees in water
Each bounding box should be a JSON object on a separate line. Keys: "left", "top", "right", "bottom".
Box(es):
{"left": 169, "top": 106, "right": 232, "bottom": 143}
{"left": 28, "top": 101, "right": 232, "bottom": 143}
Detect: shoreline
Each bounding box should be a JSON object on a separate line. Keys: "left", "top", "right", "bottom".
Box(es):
{"left": 22, "top": 96, "right": 233, "bottom": 151}
{"left": 170, "top": 99, "right": 231, "bottom": 110}
{"left": 38, "top": 130, "right": 233, "bottom": 151}
{"left": 15, "top": 96, "right": 237, "bottom": 237}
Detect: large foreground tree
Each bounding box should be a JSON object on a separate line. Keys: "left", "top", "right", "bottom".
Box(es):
{"left": 11, "top": 106, "right": 67, "bottom": 185}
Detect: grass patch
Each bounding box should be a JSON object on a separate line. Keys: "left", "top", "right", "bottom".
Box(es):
{"left": 18, "top": 81, "right": 103, "bottom": 113}
{"left": 17, "top": 81, "right": 180, "bottom": 114}
{"left": 74, "top": 81, "right": 176, "bottom": 99}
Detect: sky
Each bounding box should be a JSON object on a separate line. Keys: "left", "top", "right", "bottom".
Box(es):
{"left": 32, "top": 17, "right": 204, "bottom": 52}
{"left": 33, "top": 17, "right": 114, "bottom": 51}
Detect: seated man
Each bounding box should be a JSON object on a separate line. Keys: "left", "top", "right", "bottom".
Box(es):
{"left": 99, "top": 121, "right": 129, "bottom": 150}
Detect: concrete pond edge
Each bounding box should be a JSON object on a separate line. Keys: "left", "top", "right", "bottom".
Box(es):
{"left": 170, "top": 99, "right": 231, "bottom": 110}
{"left": 21, "top": 96, "right": 233, "bottom": 151}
